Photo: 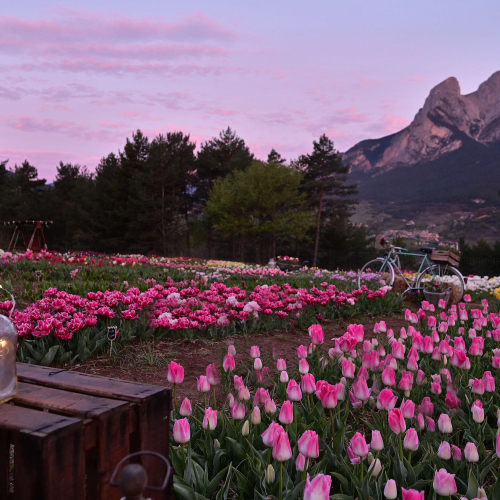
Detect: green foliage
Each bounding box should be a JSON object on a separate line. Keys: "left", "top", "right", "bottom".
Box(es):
{"left": 206, "top": 161, "right": 314, "bottom": 263}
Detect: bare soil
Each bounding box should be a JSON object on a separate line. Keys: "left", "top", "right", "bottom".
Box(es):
{"left": 73, "top": 315, "right": 409, "bottom": 408}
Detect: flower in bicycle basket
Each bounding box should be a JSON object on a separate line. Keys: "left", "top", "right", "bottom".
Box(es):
{"left": 379, "top": 237, "right": 388, "bottom": 247}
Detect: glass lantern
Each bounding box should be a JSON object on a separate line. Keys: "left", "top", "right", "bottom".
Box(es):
{"left": 0, "top": 314, "right": 18, "bottom": 404}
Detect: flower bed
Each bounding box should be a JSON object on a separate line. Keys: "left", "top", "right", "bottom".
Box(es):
{"left": 0, "top": 281, "right": 400, "bottom": 366}
{"left": 168, "top": 298, "right": 500, "bottom": 499}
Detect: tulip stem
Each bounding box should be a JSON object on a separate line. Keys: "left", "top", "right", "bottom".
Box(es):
{"left": 181, "top": 443, "right": 185, "bottom": 465}
{"left": 173, "top": 384, "right": 177, "bottom": 414}
{"left": 329, "top": 408, "right": 335, "bottom": 441}
{"left": 213, "top": 386, "right": 217, "bottom": 408}
{"left": 279, "top": 461, "right": 283, "bottom": 500}
{"left": 398, "top": 433, "right": 403, "bottom": 462}
{"left": 204, "top": 393, "right": 207, "bottom": 408}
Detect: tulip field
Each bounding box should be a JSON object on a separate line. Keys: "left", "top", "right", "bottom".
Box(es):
{"left": 1, "top": 249, "right": 500, "bottom": 499}
{"left": 169, "top": 299, "right": 500, "bottom": 500}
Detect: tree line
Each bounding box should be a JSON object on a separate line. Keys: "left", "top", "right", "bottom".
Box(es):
{"left": 0, "top": 128, "right": 371, "bottom": 266}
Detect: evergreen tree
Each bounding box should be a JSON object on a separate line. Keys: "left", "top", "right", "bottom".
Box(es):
{"left": 195, "top": 127, "right": 254, "bottom": 257}
{"left": 267, "top": 149, "right": 286, "bottom": 165}
{"left": 299, "top": 135, "right": 357, "bottom": 266}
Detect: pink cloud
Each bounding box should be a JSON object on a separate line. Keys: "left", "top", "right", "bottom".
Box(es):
{"left": 410, "top": 77, "right": 424, "bottom": 81}
{"left": 0, "top": 10, "right": 238, "bottom": 44}
{"left": 334, "top": 107, "right": 369, "bottom": 123}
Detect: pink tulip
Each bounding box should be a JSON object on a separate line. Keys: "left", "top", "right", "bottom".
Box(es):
{"left": 437, "top": 413, "right": 452, "bottom": 433}
{"left": 273, "top": 430, "right": 292, "bottom": 461}
{"left": 203, "top": 407, "right": 218, "bottom": 430}
{"left": 403, "top": 428, "right": 419, "bottom": 451}
{"left": 464, "top": 442, "right": 479, "bottom": 462}
{"left": 298, "top": 430, "right": 320, "bottom": 458}
{"left": 265, "top": 398, "right": 277, "bottom": 414}
{"left": 262, "top": 421, "right": 284, "bottom": 447}
{"left": 197, "top": 375, "right": 211, "bottom": 392}
{"left": 342, "top": 360, "right": 355, "bottom": 378}
{"left": 228, "top": 344, "right": 236, "bottom": 355}
{"left": 296, "top": 453, "right": 306, "bottom": 471}
{"left": 407, "top": 355, "right": 419, "bottom": 372}
{"left": 381, "top": 366, "right": 396, "bottom": 387}
{"left": 299, "top": 358, "right": 310, "bottom": 375}
{"left": 451, "top": 444, "right": 462, "bottom": 460}
{"left": 206, "top": 363, "right": 221, "bottom": 385}
{"left": 471, "top": 400, "right": 484, "bottom": 423}
{"left": 301, "top": 373, "right": 316, "bottom": 394}
{"left": 277, "top": 358, "right": 287, "bottom": 371}
{"left": 167, "top": 361, "right": 184, "bottom": 384}
{"left": 303, "top": 473, "right": 332, "bottom": 500}
{"left": 287, "top": 380, "right": 303, "bottom": 401}
{"left": 250, "top": 346, "right": 260, "bottom": 358}
{"left": 318, "top": 383, "right": 338, "bottom": 409}
{"left": 392, "top": 341, "right": 405, "bottom": 360}
{"left": 388, "top": 408, "right": 406, "bottom": 434}
{"left": 402, "top": 488, "right": 425, "bottom": 500}
{"left": 179, "top": 397, "right": 192, "bottom": 417}
{"left": 253, "top": 357, "right": 263, "bottom": 371}
{"left": 496, "top": 432, "right": 500, "bottom": 459}
{"left": 377, "top": 388, "right": 398, "bottom": 411}
{"left": 254, "top": 387, "right": 271, "bottom": 406}
{"left": 384, "top": 479, "right": 397, "bottom": 499}
{"left": 401, "top": 399, "right": 415, "bottom": 419}
{"left": 471, "top": 378, "right": 485, "bottom": 395}
{"left": 426, "top": 417, "right": 436, "bottom": 432}
{"left": 420, "top": 397, "right": 434, "bottom": 416}
{"left": 352, "top": 377, "right": 371, "bottom": 401}
{"left": 309, "top": 324, "right": 325, "bottom": 345}
{"left": 232, "top": 401, "right": 246, "bottom": 420}
{"left": 233, "top": 375, "right": 244, "bottom": 390}
{"left": 371, "top": 429, "right": 384, "bottom": 451}
{"left": 173, "top": 418, "right": 191, "bottom": 443}
{"left": 297, "top": 345, "right": 308, "bottom": 358}
{"left": 433, "top": 468, "right": 457, "bottom": 496}
{"left": 398, "top": 372, "right": 414, "bottom": 391}
{"left": 223, "top": 353, "right": 236, "bottom": 372}
{"left": 251, "top": 406, "right": 261, "bottom": 425}
{"left": 431, "top": 382, "right": 442, "bottom": 395}
{"left": 280, "top": 370, "right": 289, "bottom": 383}
{"left": 348, "top": 323, "right": 365, "bottom": 341}
{"left": 350, "top": 432, "right": 369, "bottom": 457}
{"left": 416, "top": 369, "right": 426, "bottom": 385}
{"left": 437, "top": 441, "right": 451, "bottom": 460}
{"left": 279, "top": 400, "right": 294, "bottom": 424}
{"left": 416, "top": 413, "right": 425, "bottom": 429}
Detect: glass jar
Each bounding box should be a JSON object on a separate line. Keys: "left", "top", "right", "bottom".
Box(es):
{"left": 0, "top": 314, "right": 18, "bottom": 404}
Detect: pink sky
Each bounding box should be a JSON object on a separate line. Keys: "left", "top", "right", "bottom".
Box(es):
{"left": 1, "top": 1, "right": 499, "bottom": 179}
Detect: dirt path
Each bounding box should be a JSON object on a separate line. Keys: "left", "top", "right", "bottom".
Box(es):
{"left": 74, "top": 315, "right": 408, "bottom": 408}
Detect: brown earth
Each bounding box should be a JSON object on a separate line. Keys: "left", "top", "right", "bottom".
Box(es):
{"left": 73, "top": 315, "right": 409, "bottom": 409}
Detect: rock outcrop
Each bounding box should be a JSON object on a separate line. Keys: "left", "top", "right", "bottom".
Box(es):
{"left": 344, "top": 71, "right": 500, "bottom": 173}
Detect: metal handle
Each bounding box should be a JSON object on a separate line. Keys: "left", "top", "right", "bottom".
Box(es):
{"left": 110, "top": 451, "right": 172, "bottom": 492}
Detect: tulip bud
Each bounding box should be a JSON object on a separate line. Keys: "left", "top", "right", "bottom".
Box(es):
{"left": 367, "top": 452, "right": 374, "bottom": 465}
{"left": 265, "top": 398, "right": 277, "bottom": 414}
{"left": 368, "top": 458, "right": 382, "bottom": 477}
{"left": 251, "top": 406, "right": 261, "bottom": 425}
{"left": 214, "top": 439, "right": 221, "bottom": 450}
{"left": 265, "top": 464, "right": 275, "bottom": 484}
{"left": 242, "top": 420, "right": 250, "bottom": 436}
{"left": 295, "top": 453, "right": 306, "bottom": 471}
{"left": 478, "top": 487, "right": 487, "bottom": 498}
{"left": 280, "top": 371, "right": 289, "bottom": 383}
{"left": 254, "top": 358, "right": 263, "bottom": 370}
{"left": 384, "top": 479, "right": 397, "bottom": 499}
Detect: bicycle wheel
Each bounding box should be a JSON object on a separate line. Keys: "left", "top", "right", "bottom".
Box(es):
{"left": 415, "top": 264, "right": 465, "bottom": 301}
{"left": 357, "top": 259, "right": 395, "bottom": 290}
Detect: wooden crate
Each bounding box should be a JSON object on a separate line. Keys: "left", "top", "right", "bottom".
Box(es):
{"left": 5, "top": 363, "right": 173, "bottom": 500}
{"left": 431, "top": 250, "right": 460, "bottom": 267}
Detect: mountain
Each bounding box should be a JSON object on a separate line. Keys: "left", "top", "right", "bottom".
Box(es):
{"left": 344, "top": 71, "right": 500, "bottom": 174}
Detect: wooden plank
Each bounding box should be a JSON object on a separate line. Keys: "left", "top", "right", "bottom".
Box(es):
{"left": 15, "top": 381, "right": 129, "bottom": 420}
{"left": 0, "top": 430, "right": 10, "bottom": 499}
{"left": 13, "top": 383, "right": 131, "bottom": 500}
{"left": 0, "top": 405, "right": 85, "bottom": 500}
{"left": 17, "top": 363, "right": 170, "bottom": 406}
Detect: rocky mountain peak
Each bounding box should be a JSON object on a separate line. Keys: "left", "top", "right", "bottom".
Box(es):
{"left": 344, "top": 71, "right": 500, "bottom": 173}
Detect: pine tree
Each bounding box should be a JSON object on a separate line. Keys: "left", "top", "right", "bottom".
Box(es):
{"left": 267, "top": 149, "right": 286, "bottom": 164}
{"left": 299, "top": 135, "right": 357, "bottom": 267}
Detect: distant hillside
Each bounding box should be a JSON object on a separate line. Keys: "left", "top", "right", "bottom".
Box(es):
{"left": 344, "top": 71, "right": 500, "bottom": 175}
{"left": 352, "top": 137, "right": 500, "bottom": 205}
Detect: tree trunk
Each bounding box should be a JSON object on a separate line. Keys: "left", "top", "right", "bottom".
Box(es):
{"left": 313, "top": 187, "right": 323, "bottom": 267}
{"left": 161, "top": 184, "right": 167, "bottom": 256}
{"left": 184, "top": 209, "right": 191, "bottom": 256}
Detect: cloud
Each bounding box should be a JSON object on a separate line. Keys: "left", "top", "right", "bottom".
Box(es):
{"left": 410, "top": 77, "right": 424, "bottom": 82}
{"left": 1, "top": 115, "right": 123, "bottom": 142}
{"left": 334, "top": 107, "right": 369, "bottom": 124}
{"left": 0, "top": 10, "right": 240, "bottom": 79}
{"left": 365, "top": 114, "right": 410, "bottom": 136}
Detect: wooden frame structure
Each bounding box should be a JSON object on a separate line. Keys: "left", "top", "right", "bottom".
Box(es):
{"left": 4, "top": 220, "right": 53, "bottom": 252}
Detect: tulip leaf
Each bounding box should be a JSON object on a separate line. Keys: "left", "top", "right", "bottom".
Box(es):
{"left": 215, "top": 464, "right": 233, "bottom": 500}
{"left": 283, "top": 479, "right": 306, "bottom": 500}
{"left": 40, "top": 345, "right": 60, "bottom": 366}
{"left": 330, "top": 495, "right": 355, "bottom": 500}
{"left": 24, "top": 342, "right": 44, "bottom": 362}
{"left": 206, "top": 465, "right": 230, "bottom": 499}
{"left": 332, "top": 472, "right": 350, "bottom": 493}
{"left": 490, "top": 474, "right": 500, "bottom": 500}
{"left": 226, "top": 437, "right": 246, "bottom": 462}
{"left": 465, "top": 469, "right": 479, "bottom": 500}
{"left": 173, "top": 482, "right": 197, "bottom": 500}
